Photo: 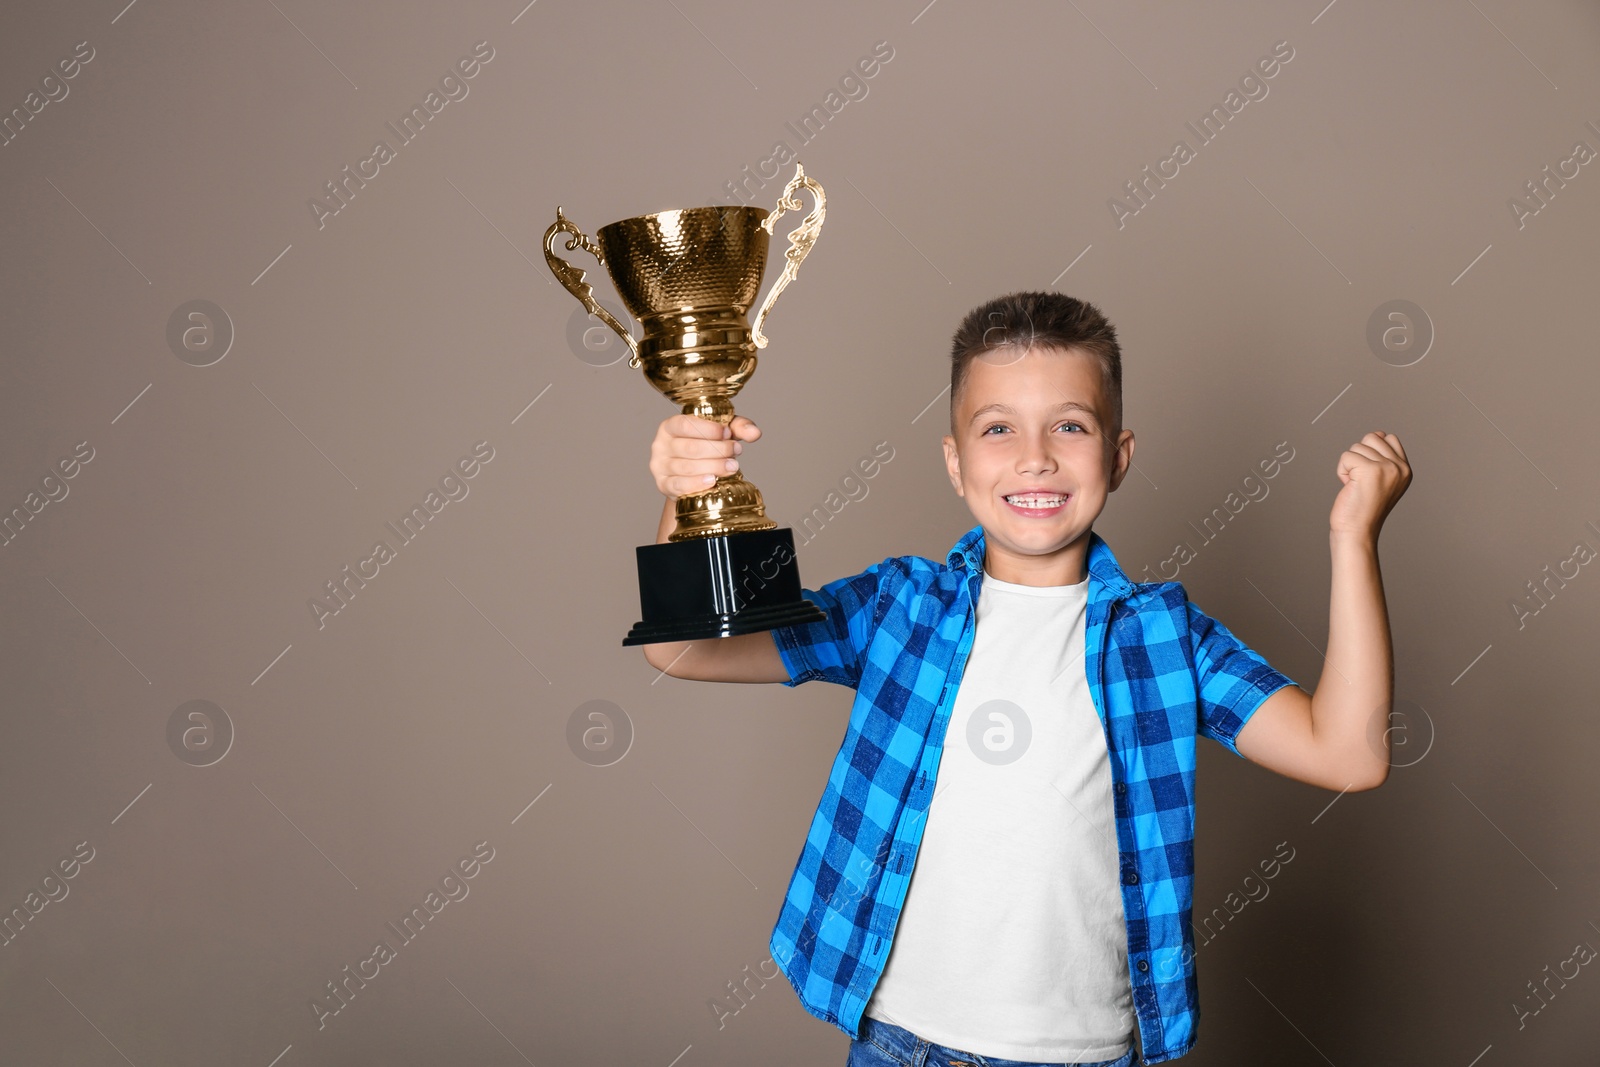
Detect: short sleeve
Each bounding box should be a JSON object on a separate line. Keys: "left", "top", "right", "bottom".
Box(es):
{"left": 1186, "top": 596, "right": 1300, "bottom": 758}
{"left": 769, "top": 560, "right": 887, "bottom": 690}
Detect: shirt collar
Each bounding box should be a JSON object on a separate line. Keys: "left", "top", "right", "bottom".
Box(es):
{"left": 945, "top": 523, "right": 1138, "bottom": 600}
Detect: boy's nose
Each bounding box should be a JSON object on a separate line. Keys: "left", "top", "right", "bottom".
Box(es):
{"left": 1018, "top": 451, "right": 1057, "bottom": 474}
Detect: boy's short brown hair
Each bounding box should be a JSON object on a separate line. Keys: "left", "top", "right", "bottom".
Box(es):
{"left": 949, "top": 291, "right": 1123, "bottom": 440}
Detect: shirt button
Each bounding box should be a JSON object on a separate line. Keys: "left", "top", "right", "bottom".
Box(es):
{"left": 1137, "top": 960, "right": 1149, "bottom": 973}
{"left": 1122, "top": 869, "right": 1140, "bottom": 885}
{"left": 1114, "top": 782, "right": 1127, "bottom": 795}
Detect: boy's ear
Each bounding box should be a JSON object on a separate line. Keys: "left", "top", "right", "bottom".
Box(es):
{"left": 942, "top": 434, "right": 965, "bottom": 497}
{"left": 1107, "top": 429, "right": 1136, "bottom": 491}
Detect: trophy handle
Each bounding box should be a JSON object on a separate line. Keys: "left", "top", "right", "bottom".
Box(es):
{"left": 750, "top": 163, "right": 825, "bottom": 351}
{"left": 544, "top": 206, "right": 642, "bottom": 369}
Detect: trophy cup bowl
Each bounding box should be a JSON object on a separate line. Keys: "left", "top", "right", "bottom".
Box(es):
{"left": 545, "top": 162, "right": 829, "bottom": 646}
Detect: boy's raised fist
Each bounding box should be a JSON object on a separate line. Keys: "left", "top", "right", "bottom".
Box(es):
{"left": 1330, "top": 430, "right": 1411, "bottom": 539}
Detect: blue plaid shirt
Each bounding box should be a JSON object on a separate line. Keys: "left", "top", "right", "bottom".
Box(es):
{"left": 765, "top": 524, "right": 1298, "bottom": 1064}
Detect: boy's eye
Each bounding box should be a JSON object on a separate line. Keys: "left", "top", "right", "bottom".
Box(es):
{"left": 980, "top": 422, "right": 1084, "bottom": 435}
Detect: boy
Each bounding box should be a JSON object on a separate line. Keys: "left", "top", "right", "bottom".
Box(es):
{"left": 641, "top": 291, "right": 1411, "bottom": 1065}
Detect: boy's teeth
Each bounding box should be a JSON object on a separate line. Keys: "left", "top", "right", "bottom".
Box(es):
{"left": 1005, "top": 493, "right": 1066, "bottom": 508}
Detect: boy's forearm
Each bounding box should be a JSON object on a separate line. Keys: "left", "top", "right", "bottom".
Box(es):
{"left": 641, "top": 499, "right": 689, "bottom": 672}
{"left": 656, "top": 496, "right": 677, "bottom": 546}
{"left": 1312, "top": 532, "right": 1393, "bottom": 787}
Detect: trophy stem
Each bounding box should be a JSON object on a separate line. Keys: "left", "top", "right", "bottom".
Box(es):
{"left": 681, "top": 395, "right": 737, "bottom": 424}
{"left": 670, "top": 470, "right": 778, "bottom": 541}
{"left": 666, "top": 395, "right": 776, "bottom": 541}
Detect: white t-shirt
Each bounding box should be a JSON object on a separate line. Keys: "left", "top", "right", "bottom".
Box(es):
{"left": 864, "top": 571, "right": 1134, "bottom": 1063}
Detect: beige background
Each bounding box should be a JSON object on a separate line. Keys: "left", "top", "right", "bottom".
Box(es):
{"left": 2, "top": 0, "right": 1598, "bottom": 1064}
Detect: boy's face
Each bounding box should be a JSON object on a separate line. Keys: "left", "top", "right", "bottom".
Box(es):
{"left": 942, "top": 345, "right": 1135, "bottom": 585}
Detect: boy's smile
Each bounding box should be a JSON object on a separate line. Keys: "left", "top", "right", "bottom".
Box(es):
{"left": 943, "top": 345, "right": 1134, "bottom": 586}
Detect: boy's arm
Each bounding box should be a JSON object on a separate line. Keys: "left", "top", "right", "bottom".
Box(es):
{"left": 638, "top": 413, "right": 788, "bottom": 683}
{"left": 1234, "top": 431, "right": 1412, "bottom": 791}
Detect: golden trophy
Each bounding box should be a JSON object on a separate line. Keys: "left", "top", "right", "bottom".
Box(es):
{"left": 545, "top": 162, "right": 828, "bottom": 646}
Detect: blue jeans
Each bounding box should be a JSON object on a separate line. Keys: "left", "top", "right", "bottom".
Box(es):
{"left": 846, "top": 1016, "right": 1137, "bottom": 1067}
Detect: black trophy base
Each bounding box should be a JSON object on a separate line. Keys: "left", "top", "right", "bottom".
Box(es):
{"left": 622, "top": 526, "right": 826, "bottom": 646}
